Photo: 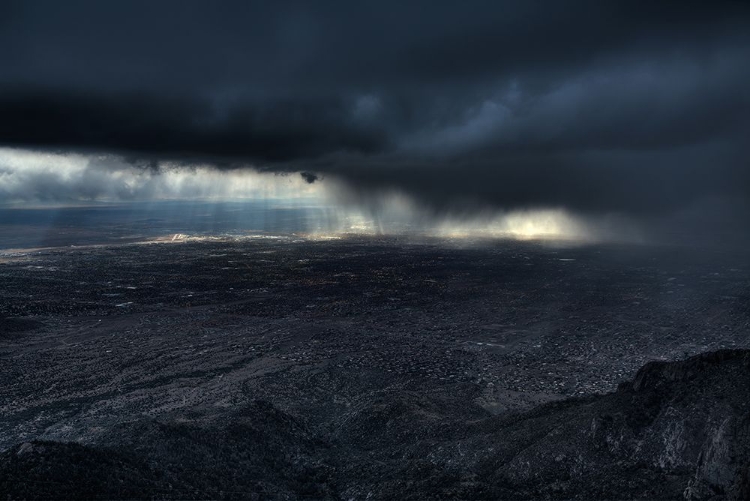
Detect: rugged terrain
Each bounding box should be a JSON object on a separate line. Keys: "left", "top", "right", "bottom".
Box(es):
{"left": 1, "top": 237, "right": 749, "bottom": 499}
{"left": 2, "top": 350, "right": 749, "bottom": 499}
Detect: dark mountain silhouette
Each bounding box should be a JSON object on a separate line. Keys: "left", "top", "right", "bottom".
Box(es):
{"left": 2, "top": 350, "right": 748, "bottom": 500}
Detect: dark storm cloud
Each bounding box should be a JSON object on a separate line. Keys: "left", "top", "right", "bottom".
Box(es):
{"left": 0, "top": 0, "right": 749, "bottom": 216}
{"left": 0, "top": 90, "right": 385, "bottom": 163}
{"left": 300, "top": 172, "right": 319, "bottom": 184}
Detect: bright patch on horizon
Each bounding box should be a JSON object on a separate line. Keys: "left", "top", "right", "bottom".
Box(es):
{"left": 433, "top": 209, "right": 590, "bottom": 241}
{"left": 0, "top": 147, "right": 634, "bottom": 243}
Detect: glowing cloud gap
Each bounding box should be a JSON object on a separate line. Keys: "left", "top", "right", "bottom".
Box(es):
{"left": 0, "top": 148, "right": 636, "bottom": 243}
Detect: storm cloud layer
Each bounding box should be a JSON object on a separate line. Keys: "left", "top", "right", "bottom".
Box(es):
{"left": 1, "top": 0, "right": 749, "bottom": 218}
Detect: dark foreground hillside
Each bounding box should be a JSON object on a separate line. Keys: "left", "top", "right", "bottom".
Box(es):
{"left": 2, "top": 349, "right": 748, "bottom": 500}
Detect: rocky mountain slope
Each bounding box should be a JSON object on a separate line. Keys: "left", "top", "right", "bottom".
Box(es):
{"left": 2, "top": 349, "right": 749, "bottom": 500}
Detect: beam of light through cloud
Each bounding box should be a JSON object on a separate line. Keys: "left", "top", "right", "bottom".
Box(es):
{"left": 0, "top": 147, "right": 640, "bottom": 244}
{"left": 0, "top": 147, "right": 324, "bottom": 203}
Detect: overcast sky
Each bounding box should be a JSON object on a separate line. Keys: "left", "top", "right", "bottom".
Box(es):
{"left": 0, "top": 1, "right": 748, "bottom": 228}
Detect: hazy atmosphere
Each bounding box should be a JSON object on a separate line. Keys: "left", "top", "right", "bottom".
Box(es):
{"left": 2, "top": 2, "right": 750, "bottom": 500}
{"left": 1, "top": 1, "right": 749, "bottom": 244}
